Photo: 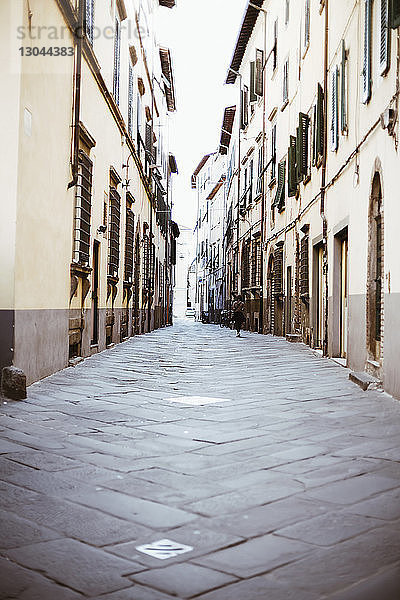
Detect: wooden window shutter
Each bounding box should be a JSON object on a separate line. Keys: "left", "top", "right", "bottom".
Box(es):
{"left": 304, "top": 0, "right": 310, "bottom": 48}
{"left": 316, "top": 83, "right": 324, "bottom": 159}
{"left": 331, "top": 67, "right": 339, "bottom": 152}
{"left": 390, "top": 0, "right": 400, "bottom": 28}
{"left": 255, "top": 49, "right": 264, "bottom": 96}
{"left": 240, "top": 88, "right": 249, "bottom": 129}
{"left": 380, "top": 0, "right": 391, "bottom": 75}
{"left": 145, "top": 123, "right": 152, "bottom": 156}
{"left": 271, "top": 124, "right": 277, "bottom": 180}
{"left": 295, "top": 126, "right": 301, "bottom": 183}
{"left": 300, "top": 236, "right": 309, "bottom": 298}
{"left": 298, "top": 112, "right": 309, "bottom": 177}
{"left": 288, "top": 135, "right": 297, "bottom": 197}
{"left": 340, "top": 40, "right": 348, "bottom": 133}
{"left": 362, "top": 0, "right": 372, "bottom": 104}
{"left": 273, "top": 246, "right": 283, "bottom": 296}
{"left": 312, "top": 104, "right": 317, "bottom": 165}
{"left": 250, "top": 62, "right": 257, "bottom": 102}
{"left": 274, "top": 159, "right": 286, "bottom": 211}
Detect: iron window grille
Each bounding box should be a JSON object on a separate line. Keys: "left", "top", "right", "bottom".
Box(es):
{"left": 124, "top": 208, "right": 135, "bottom": 283}
{"left": 73, "top": 150, "right": 93, "bottom": 266}
{"left": 108, "top": 186, "right": 121, "bottom": 278}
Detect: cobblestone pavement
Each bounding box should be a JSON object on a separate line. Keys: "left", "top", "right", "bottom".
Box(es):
{"left": 1, "top": 319, "right": 400, "bottom": 599}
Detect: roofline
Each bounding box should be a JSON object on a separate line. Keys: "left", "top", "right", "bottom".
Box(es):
{"left": 159, "top": 47, "right": 176, "bottom": 112}
{"left": 191, "top": 153, "right": 213, "bottom": 189}
{"left": 225, "top": 0, "right": 264, "bottom": 84}
{"left": 219, "top": 105, "right": 236, "bottom": 155}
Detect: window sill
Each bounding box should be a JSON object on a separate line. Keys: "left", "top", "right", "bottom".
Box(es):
{"left": 281, "top": 99, "right": 289, "bottom": 112}
{"left": 269, "top": 178, "right": 276, "bottom": 189}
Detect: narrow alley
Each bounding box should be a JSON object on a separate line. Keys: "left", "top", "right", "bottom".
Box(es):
{"left": 1, "top": 320, "right": 400, "bottom": 599}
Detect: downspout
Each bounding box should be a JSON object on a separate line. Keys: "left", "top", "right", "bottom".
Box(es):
{"left": 321, "top": 0, "right": 329, "bottom": 356}
{"left": 259, "top": 8, "right": 267, "bottom": 333}
{"left": 67, "top": 0, "right": 84, "bottom": 190}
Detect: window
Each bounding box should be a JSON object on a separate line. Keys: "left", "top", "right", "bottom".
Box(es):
{"left": 297, "top": 112, "right": 309, "bottom": 178}
{"left": 341, "top": 40, "right": 348, "bottom": 133}
{"left": 274, "top": 158, "right": 286, "bottom": 211}
{"left": 124, "top": 207, "right": 135, "bottom": 283}
{"left": 241, "top": 242, "right": 251, "bottom": 288}
{"left": 159, "top": 262, "right": 165, "bottom": 301}
{"left": 250, "top": 61, "right": 257, "bottom": 102}
{"left": 128, "top": 64, "right": 134, "bottom": 138}
{"left": 108, "top": 181, "right": 121, "bottom": 278}
{"left": 273, "top": 245, "right": 284, "bottom": 296}
{"left": 283, "top": 58, "right": 289, "bottom": 104}
{"left": 85, "top": 0, "right": 95, "bottom": 45}
{"left": 390, "top": 0, "right": 400, "bottom": 28}
{"left": 300, "top": 235, "right": 310, "bottom": 299}
{"left": 288, "top": 136, "right": 297, "bottom": 197}
{"left": 380, "top": 0, "right": 391, "bottom": 75}
{"left": 273, "top": 19, "right": 278, "bottom": 71}
{"left": 285, "top": 0, "right": 290, "bottom": 25}
{"left": 271, "top": 124, "right": 277, "bottom": 181}
{"left": 256, "top": 145, "right": 264, "bottom": 195}
{"left": 331, "top": 67, "right": 339, "bottom": 151}
{"left": 241, "top": 85, "right": 249, "bottom": 129}
{"left": 249, "top": 159, "right": 254, "bottom": 204}
{"left": 251, "top": 240, "right": 261, "bottom": 287}
{"left": 304, "top": 0, "right": 310, "bottom": 50}
{"left": 255, "top": 49, "right": 264, "bottom": 96}
{"left": 142, "top": 234, "right": 150, "bottom": 290}
{"left": 362, "top": 0, "right": 372, "bottom": 104}
{"left": 113, "top": 17, "right": 121, "bottom": 104}
{"left": 314, "top": 83, "right": 324, "bottom": 163}
{"left": 73, "top": 151, "right": 93, "bottom": 265}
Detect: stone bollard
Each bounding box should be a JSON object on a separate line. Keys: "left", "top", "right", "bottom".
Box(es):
{"left": 1, "top": 366, "right": 27, "bottom": 400}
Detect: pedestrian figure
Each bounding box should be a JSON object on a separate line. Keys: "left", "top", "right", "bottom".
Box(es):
{"left": 232, "top": 294, "right": 245, "bottom": 337}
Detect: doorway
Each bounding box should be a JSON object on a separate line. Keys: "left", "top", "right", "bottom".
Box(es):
{"left": 286, "top": 265, "right": 292, "bottom": 335}
{"left": 340, "top": 236, "right": 348, "bottom": 358}
{"left": 367, "top": 172, "right": 384, "bottom": 363}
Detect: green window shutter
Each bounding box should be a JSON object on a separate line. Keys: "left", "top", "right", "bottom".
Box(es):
{"left": 298, "top": 112, "right": 309, "bottom": 177}
{"left": 288, "top": 136, "right": 297, "bottom": 197}
{"left": 255, "top": 49, "right": 264, "bottom": 96}
{"left": 316, "top": 83, "right": 324, "bottom": 159}
{"left": 331, "top": 68, "right": 339, "bottom": 152}
{"left": 312, "top": 104, "right": 317, "bottom": 166}
{"left": 274, "top": 159, "right": 286, "bottom": 210}
{"left": 362, "top": 0, "right": 372, "bottom": 104}
{"left": 250, "top": 62, "right": 257, "bottom": 102}
{"left": 240, "top": 87, "right": 249, "bottom": 129}
{"left": 340, "top": 40, "right": 348, "bottom": 133}
{"left": 380, "top": 0, "right": 391, "bottom": 74}
{"left": 390, "top": 0, "right": 400, "bottom": 28}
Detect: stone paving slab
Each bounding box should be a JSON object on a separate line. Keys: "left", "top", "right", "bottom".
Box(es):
{"left": 1, "top": 319, "right": 400, "bottom": 598}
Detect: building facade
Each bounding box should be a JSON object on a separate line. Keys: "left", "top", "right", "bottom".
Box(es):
{"left": 221, "top": 0, "right": 400, "bottom": 399}
{"left": 192, "top": 152, "right": 226, "bottom": 323}
{"left": 0, "top": 0, "right": 179, "bottom": 386}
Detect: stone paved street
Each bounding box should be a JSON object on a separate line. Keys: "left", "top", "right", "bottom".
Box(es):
{"left": 1, "top": 319, "right": 400, "bottom": 599}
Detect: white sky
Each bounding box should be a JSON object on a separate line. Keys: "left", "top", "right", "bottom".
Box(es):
{"left": 159, "top": 0, "right": 248, "bottom": 231}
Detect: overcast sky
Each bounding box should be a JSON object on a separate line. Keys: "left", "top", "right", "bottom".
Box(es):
{"left": 159, "top": 0, "right": 248, "bottom": 231}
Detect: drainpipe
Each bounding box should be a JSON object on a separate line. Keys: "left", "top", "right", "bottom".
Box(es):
{"left": 258, "top": 5, "right": 267, "bottom": 333}
{"left": 67, "top": 0, "right": 84, "bottom": 190}
{"left": 321, "top": 0, "right": 329, "bottom": 356}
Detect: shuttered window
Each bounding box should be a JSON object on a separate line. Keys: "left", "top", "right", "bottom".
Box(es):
{"left": 250, "top": 62, "right": 257, "bottom": 102}
{"left": 85, "top": 0, "right": 95, "bottom": 45}
{"left": 316, "top": 83, "right": 324, "bottom": 161}
{"left": 304, "top": 0, "right": 310, "bottom": 49}
{"left": 390, "top": 0, "right": 400, "bottom": 28}
{"left": 241, "top": 86, "right": 249, "bottom": 129}
{"left": 255, "top": 49, "right": 264, "bottom": 96}
{"left": 288, "top": 136, "right": 297, "bottom": 197}
{"left": 275, "top": 159, "right": 286, "bottom": 211}
{"left": 300, "top": 236, "right": 309, "bottom": 298}
{"left": 341, "top": 40, "right": 348, "bottom": 133}
{"left": 113, "top": 18, "right": 121, "bottom": 104}
{"left": 159, "top": 261, "right": 165, "bottom": 301}
{"left": 273, "top": 246, "right": 283, "bottom": 296}
{"left": 251, "top": 240, "right": 261, "bottom": 287}
{"left": 283, "top": 58, "right": 289, "bottom": 104}
{"left": 380, "top": 0, "right": 391, "bottom": 75}
{"left": 128, "top": 64, "right": 134, "bottom": 138}
{"left": 256, "top": 145, "right": 264, "bottom": 195}
{"left": 271, "top": 124, "right": 277, "bottom": 180}
{"left": 73, "top": 151, "right": 93, "bottom": 265}
{"left": 142, "top": 235, "right": 150, "bottom": 290}
{"left": 241, "top": 243, "right": 251, "bottom": 289}
{"left": 108, "top": 186, "right": 121, "bottom": 278}
{"left": 298, "top": 112, "right": 309, "bottom": 177}
{"left": 273, "top": 20, "right": 278, "bottom": 71}
{"left": 145, "top": 123, "right": 153, "bottom": 158}
{"left": 362, "top": 0, "right": 372, "bottom": 104}
{"left": 331, "top": 67, "right": 339, "bottom": 151}
{"left": 124, "top": 208, "right": 134, "bottom": 283}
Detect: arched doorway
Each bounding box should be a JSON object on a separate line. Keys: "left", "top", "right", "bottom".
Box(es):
{"left": 367, "top": 172, "right": 384, "bottom": 363}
